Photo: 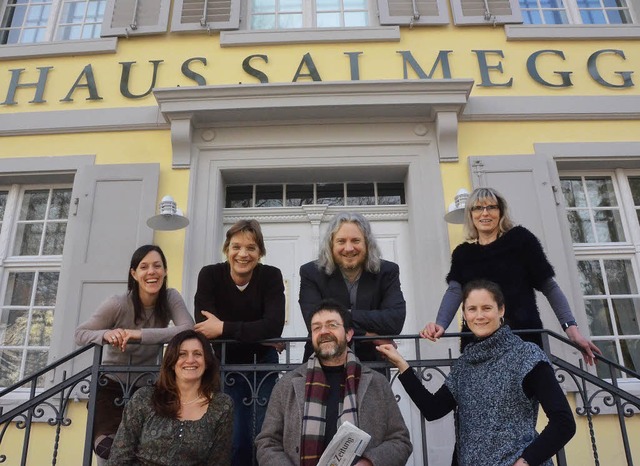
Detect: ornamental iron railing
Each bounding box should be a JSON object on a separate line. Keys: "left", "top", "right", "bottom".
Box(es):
{"left": 0, "top": 330, "right": 638, "bottom": 466}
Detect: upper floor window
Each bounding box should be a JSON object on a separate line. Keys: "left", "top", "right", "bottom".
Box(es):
{"left": 0, "top": 0, "right": 105, "bottom": 45}
{"left": 248, "top": 0, "right": 371, "bottom": 29}
{"left": 519, "top": 0, "right": 635, "bottom": 24}
{"left": 0, "top": 185, "right": 72, "bottom": 388}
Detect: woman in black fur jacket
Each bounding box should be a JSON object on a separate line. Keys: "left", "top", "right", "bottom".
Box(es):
{"left": 422, "top": 187, "right": 599, "bottom": 364}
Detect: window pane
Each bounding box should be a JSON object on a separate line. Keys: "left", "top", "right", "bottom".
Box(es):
{"left": 226, "top": 186, "right": 253, "bottom": 208}
{"left": 629, "top": 176, "right": 640, "bottom": 226}
{"left": 1, "top": 309, "right": 29, "bottom": 346}
{"left": 285, "top": 184, "right": 314, "bottom": 206}
{"left": 566, "top": 210, "right": 594, "bottom": 243}
{"left": 611, "top": 299, "right": 640, "bottom": 336}
{"left": 345, "top": 0, "right": 368, "bottom": 7}
{"left": 13, "top": 223, "right": 43, "bottom": 255}
{"left": 255, "top": 185, "right": 283, "bottom": 207}
{"left": 278, "top": 13, "right": 302, "bottom": 27}
{"left": 593, "top": 210, "right": 624, "bottom": 242}
{"left": 581, "top": 9, "right": 606, "bottom": 23}
{"left": 20, "top": 189, "right": 48, "bottom": 220}
{"left": 253, "top": 0, "right": 276, "bottom": 13}
{"left": 605, "top": 259, "right": 637, "bottom": 294}
{"left": 252, "top": 14, "right": 276, "bottom": 29}
{"left": 49, "top": 188, "right": 72, "bottom": 220}
{"left": 35, "top": 272, "right": 59, "bottom": 307}
{"left": 542, "top": 8, "right": 568, "bottom": 22}
{"left": 317, "top": 183, "right": 344, "bottom": 206}
{"left": 60, "top": 1, "right": 86, "bottom": 22}
{"left": 586, "top": 177, "right": 618, "bottom": 207}
{"left": 24, "top": 349, "right": 47, "bottom": 387}
{"left": 4, "top": 272, "right": 35, "bottom": 306}
{"left": 29, "top": 310, "right": 54, "bottom": 346}
{"left": 280, "top": 0, "right": 302, "bottom": 10}
{"left": 347, "top": 183, "right": 375, "bottom": 206}
{"left": 344, "top": 11, "right": 368, "bottom": 26}
{"left": 577, "top": 260, "right": 605, "bottom": 295}
{"left": 593, "top": 340, "right": 621, "bottom": 378}
{"left": 57, "top": 24, "right": 81, "bottom": 39}
{"left": 0, "top": 349, "right": 24, "bottom": 386}
{"left": 621, "top": 339, "right": 640, "bottom": 373}
{"left": 585, "top": 299, "right": 613, "bottom": 335}
{"left": 378, "top": 183, "right": 405, "bottom": 205}
{"left": 606, "top": 8, "right": 631, "bottom": 23}
{"left": 522, "top": 9, "right": 542, "bottom": 23}
{"left": 317, "top": 0, "right": 340, "bottom": 9}
{"left": 561, "top": 178, "right": 587, "bottom": 208}
{"left": 0, "top": 191, "right": 8, "bottom": 230}
{"left": 317, "top": 12, "right": 340, "bottom": 27}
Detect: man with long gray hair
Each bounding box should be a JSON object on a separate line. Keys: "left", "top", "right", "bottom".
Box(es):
{"left": 299, "top": 212, "right": 406, "bottom": 362}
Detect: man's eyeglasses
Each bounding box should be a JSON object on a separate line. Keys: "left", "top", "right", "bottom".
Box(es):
{"left": 311, "top": 322, "right": 343, "bottom": 333}
{"left": 470, "top": 205, "right": 499, "bottom": 213}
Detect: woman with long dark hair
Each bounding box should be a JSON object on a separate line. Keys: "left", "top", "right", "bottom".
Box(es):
{"left": 106, "top": 330, "right": 233, "bottom": 465}
{"left": 75, "top": 244, "right": 193, "bottom": 463}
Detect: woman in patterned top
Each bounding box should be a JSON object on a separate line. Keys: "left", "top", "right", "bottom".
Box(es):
{"left": 107, "top": 330, "right": 233, "bottom": 466}
{"left": 378, "top": 280, "right": 576, "bottom": 466}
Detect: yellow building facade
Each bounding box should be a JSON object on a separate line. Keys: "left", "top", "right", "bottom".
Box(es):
{"left": 0, "top": 0, "right": 639, "bottom": 464}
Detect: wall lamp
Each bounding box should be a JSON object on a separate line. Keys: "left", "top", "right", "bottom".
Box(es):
{"left": 444, "top": 188, "right": 469, "bottom": 224}
{"left": 146, "top": 195, "right": 189, "bottom": 231}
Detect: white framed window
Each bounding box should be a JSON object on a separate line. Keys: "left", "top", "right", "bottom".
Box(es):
{"left": 226, "top": 182, "right": 406, "bottom": 208}
{"left": 0, "top": 184, "right": 72, "bottom": 388}
{"left": 0, "top": 0, "right": 106, "bottom": 45}
{"left": 560, "top": 171, "right": 640, "bottom": 379}
{"left": 247, "top": 0, "right": 372, "bottom": 29}
{"left": 519, "top": 0, "right": 636, "bottom": 24}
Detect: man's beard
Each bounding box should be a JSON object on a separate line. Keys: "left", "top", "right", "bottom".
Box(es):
{"left": 314, "top": 336, "right": 347, "bottom": 361}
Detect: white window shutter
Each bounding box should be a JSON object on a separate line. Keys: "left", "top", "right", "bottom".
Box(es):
{"left": 377, "top": 0, "right": 449, "bottom": 25}
{"left": 48, "top": 163, "right": 159, "bottom": 373}
{"left": 468, "top": 154, "right": 587, "bottom": 363}
{"left": 450, "top": 0, "right": 523, "bottom": 25}
{"left": 171, "top": 0, "right": 241, "bottom": 32}
{"left": 101, "top": 0, "right": 171, "bottom": 37}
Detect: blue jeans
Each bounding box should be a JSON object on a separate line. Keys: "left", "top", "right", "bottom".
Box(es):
{"left": 224, "top": 348, "right": 278, "bottom": 466}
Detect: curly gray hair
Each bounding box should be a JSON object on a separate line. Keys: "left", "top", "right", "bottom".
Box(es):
{"left": 316, "top": 212, "right": 382, "bottom": 275}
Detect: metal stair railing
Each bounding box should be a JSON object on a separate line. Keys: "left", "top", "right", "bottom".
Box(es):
{"left": 0, "top": 330, "right": 638, "bottom": 466}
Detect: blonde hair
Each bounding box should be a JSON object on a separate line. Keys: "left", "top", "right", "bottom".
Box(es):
{"left": 462, "top": 187, "right": 515, "bottom": 241}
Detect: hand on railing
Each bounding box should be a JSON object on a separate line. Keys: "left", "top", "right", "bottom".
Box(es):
{"left": 420, "top": 322, "right": 445, "bottom": 342}
{"left": 103, "top": 328, "right": 141, "bottom": 352}
{"left": 194, "top": 310, "right": 224, "bottom": 339}
{"left": 564, "top": 325, "right": 602, "bottom": 366}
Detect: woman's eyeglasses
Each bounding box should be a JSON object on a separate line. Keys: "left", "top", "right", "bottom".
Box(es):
{"left": 470, "top": 205, "right": 499, "bottom": 213}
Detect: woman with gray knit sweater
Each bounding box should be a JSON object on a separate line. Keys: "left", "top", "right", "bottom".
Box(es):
{"left": 377, "top": 280, "right": 576, "bottom": 466}
{"left": 75, "top": 244, "right": 194, "bottom": 464}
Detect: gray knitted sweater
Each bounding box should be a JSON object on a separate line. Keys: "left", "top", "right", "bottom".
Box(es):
{"left": 446, "top": 325, "right": 553, "bottom": 466}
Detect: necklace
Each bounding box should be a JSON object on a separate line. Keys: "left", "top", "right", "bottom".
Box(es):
{"left": 180, "top": 395, "right": 202, "bottom": 405}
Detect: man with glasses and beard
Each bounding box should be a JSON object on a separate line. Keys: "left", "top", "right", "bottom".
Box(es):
{"left": 255, "top": 299, "right": 412, "bottom": 466}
